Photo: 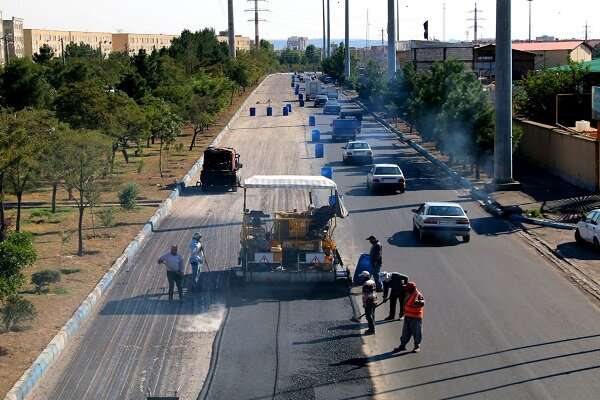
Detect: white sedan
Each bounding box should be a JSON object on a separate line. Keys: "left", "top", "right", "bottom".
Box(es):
{"left": 366, "top": 164, "right": 405, "bottom": 193}
{"left": 575, "top": 209, "right": 600, "bottom": 248}
{"left": 412, "top": 202, "right": 471, "bottom": 243}
{"left": 342, "top": 141, "right": 373, "bottom": 164}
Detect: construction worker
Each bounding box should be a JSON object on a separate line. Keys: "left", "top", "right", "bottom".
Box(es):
{"left": 382, "top": 271, "right": 409, "bottom": 321}
{"left": 188, "top": 232, "right": 204, "bottom": 288}
{"left": 362, "top": 278, "right": 378, "bottom": 335}
{"left": 394, "top": 282, "right": 425, "bottom": 353}
{"left": 158, "top": 245, "right": 185, "bottom": 301}
{"left": 367, "top": 235, "right": 383, "bottom": 291}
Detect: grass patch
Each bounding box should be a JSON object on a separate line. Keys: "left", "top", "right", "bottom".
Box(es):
{"left": 52, "top": 287, "right": 69, "bottom": 295}
{"left": 59, "top": 268, "right": 82, "bottom": 275}
{"left": 28, "top": 209, "right": 64, "bottom": 224}
{"left": 526, "top": 208, "right": 543, "bottom": 218}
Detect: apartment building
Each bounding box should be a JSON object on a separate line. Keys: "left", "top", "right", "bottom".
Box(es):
{"left": 216, "top": 31, "right": 252, "bottom": 52}
{"left": 112, "top": 33, "right": 176, "bottom": 55}
{"left": 24, "top": 29, "right": 112, "bottom": 58}
{"left": 3, "top": 17, "right": 24, "bottom": 60}
{"left": 286, "top": 36, "right": 309, "bottom": 52}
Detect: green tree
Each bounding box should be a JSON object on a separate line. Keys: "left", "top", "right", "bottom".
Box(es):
{"left": 514, "top": 62, "right": 590, "bottom": 124}
{"left": 0, "top": 232, "right": 37, "bottom": 303}
{"left": 3, "top": 109, "right": 56, "bottom": 231}
{"left": 62, "top": 129, "right": 111, "bottom": 256}
{"left": 145, "top": 99, "right": 183, "bottom": 176}
{"left": 39, "top": 124, "right": 70, "bottom": 213}
{"left": 304, "top": 44, "right": 321, "bottom": 65}
{"left": 64, "top": 42, "right": 102, "bottom": 59}
{"left": 1, "top": 295, "right": 37, "bottom": 331}
{"left": 183, "top": 94, "right": 216, "bottom": 150}
{"left": 169, "top": 29, "right": 228, "bottom": 74}
{"left": 54, "top": 80, "right": 110, "bottom": 129}
{"left": 356, "top": 60, "right": 386, "bottom": 107}
{"left": 0, "top": 58, "right": 50, "bottom": 110}
{"left": 33, "top": 44, "right": 55, "bottom": 64}
{"left": 279, "top": 49, "right": 303, "bottom": 65}
{"left": 31, "top": 270, "right": 61, "bottom": 294}
{"left": 321, "top": 43, "right": 346, "bottom": 82}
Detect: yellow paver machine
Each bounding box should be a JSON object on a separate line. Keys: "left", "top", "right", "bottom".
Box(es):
{"left": 236, "top": 175, "right": 350, "bottom": 283}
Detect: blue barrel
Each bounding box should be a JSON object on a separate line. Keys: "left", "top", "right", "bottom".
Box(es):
{"left": 315, "top": 143, "right": 324, "bottom": 158}
{"left": 329, "top": 194, "right": 337, "bottom": 206}
{"left": 309, "top": 115, "right": 316, "bottom": 126}
{"left": 287, "top": 103, "right": 292, "bottom": 112}
{"left": 294, "top": 88, "right": 299, "bottom": 95}
{"left": 249, "top": 107, "right": 256, "bottom": 117}
{"left": 291, "top": 81, "right": 295, "bottom": 87}
{"left": 299, "top": 99, "right": 305, "bottom": 107}
{"left": 311, "top": 129, "right": 320, "bottom": 142}
{"left": 299, "top": 93, "right": 304, "bottom": 101}
{"left": 266, "top": 106, "right": 273, "bottom": 116}
{"left": 321, "top": 166, "right": 333, "bottom": 178}
{"left": 282, "top": 107, "right": 289, "bottom": 116}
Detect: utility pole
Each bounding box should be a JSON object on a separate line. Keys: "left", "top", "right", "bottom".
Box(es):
{"left": 467, "top": 2, "right": 484, "bottom": 43}
{"left": 344, "top": 0, "right": 351, "bottom": 79}
{"left": 60, "top": 37, "right": 65, "bottom": 65}
{"left": 494, "top": 0, "right": 515, "bottom": 185}
{"left": 322, "top": 0, "right": 326, "bottom": 59}
{"left": 443, "top": 2, "right": 447, "bottom": 42}
{"left": 396, "top": 0, "right": 400, "bottom": 42}
{"left": 381, "top": 28, "right": 384, "bottom": 46}
{"left": 246, "top": 0, "right": 268, "bottom": 51}
{"left": 527, "top": 0, "right": 533, "bottom": 42}
{"left": 228, "top": 0, "right": 236, "bottom": 58}
{"left": 327, "top": 0, "right": 331, "bottom": 57}
{"left": 584, "top": 21, "right": 590, "bottom": 41}
{"left": 387, "top": 0, "right": 396, "bottom": 80}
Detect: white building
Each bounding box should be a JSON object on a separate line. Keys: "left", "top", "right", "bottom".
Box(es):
{"left": 286, "top": 36, "right": 309, "bottom": 52}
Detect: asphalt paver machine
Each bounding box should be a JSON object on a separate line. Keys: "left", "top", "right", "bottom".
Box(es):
{"left": 237, "top": 175, "right": 350, "bottom": 283}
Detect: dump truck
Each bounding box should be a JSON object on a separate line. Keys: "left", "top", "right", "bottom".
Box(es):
{"left": 236, "top": 175, "right": 350, "bottom": 283}
{"left": 331, "top": 117, "right": 362, "bottom": 142}
{"left": 198, "top": 147, "right": 242, "bottom": 191}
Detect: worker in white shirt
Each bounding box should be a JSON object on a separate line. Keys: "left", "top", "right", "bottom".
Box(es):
{"left": 158, "top": 245, "right": 185, "bottom": 301}
{"left": 189, "top": 232, "right": 205, "bottom": 288}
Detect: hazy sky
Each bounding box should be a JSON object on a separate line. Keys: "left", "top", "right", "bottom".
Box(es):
{"left": 3, "top": 0, "right": 598, "bottom": 42}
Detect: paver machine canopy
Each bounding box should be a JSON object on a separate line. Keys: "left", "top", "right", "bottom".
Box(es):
{"left": 238, "top": 175, "right": 349, "bottom": 283}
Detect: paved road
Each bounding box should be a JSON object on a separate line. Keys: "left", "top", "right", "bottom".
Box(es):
{"left": 30, "top": 74, "right": 600, "bottom": 400}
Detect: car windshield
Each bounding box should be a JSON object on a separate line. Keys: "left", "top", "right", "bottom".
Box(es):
{"left": 427, "top": 206, "right": 465, "bottom": 216}
{"left": 374, "top": 167, "right": 400, "bottom": 175}
{"left": 348, "top": 143, "right": 369, "bottom": 149}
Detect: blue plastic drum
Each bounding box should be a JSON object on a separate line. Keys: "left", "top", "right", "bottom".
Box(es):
{"left": 320, "top": 166, "right": 333, "bottom": 178}
{"left": 299, "top": 99, "right": 305, "bottom": 107}
{"left": 309, "top": 115, "right": 316, "bottom": 126}
{"left": 311, "top": 129, "right": 320, "bottom": 142}
{"left": 249, "top": 107, "right": 256, "bottom": 116}
{"left": 267, "top": 106, "right": 273, "bottom": 116}
{"left": 299, "top": 93, "right": 304, "bottom": 101}
{"left": 283, "top": 107, "right": 289, "bottom": 116}
{"left": 315, "top": 143, "right": 324, "bottom": 158}
{"left": 287, "top": 104, "right": 292, "bottom": 112}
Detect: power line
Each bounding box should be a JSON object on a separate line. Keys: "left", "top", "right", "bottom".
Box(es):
{"left": 245, "top": 0, "right": 269, "bottom": 50}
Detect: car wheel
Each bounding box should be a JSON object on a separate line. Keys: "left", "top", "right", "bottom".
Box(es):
{"left": 594, "top": 237, "right": 600, "bottom": 249}
{"left": 463, "top": 235, "right": 470, "bottom": 243}
{"left": 575, "top": 229, "right": 584, "bottom": 244}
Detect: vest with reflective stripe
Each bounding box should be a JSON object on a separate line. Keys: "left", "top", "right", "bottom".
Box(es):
{"left": 404, "top": 290, "right": 424, "bottom": 319}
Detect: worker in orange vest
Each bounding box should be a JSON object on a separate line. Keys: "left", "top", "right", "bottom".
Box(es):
{"left": 393, "top": 282, "right": 425, "bottom": 353}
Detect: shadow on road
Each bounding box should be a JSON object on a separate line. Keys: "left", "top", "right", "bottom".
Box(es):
{"left": 387, "top": 231, "right": 463, "bottom": 248}
{"left": 556, "top": 241, "right": 600, "bottom": 261}
{"left": 469, "top": 216, "right": 519, "bottom": 236}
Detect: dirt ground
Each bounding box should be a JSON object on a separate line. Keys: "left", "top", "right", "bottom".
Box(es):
{"left": 0, "top": 82, "right": 259, "bottom": 398}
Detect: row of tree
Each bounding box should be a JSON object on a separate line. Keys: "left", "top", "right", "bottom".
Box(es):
{"left": 279, "top": 44, "right": 321, "bottom": 69}
{"left": 0, "top": 28, "right": 279, "bottom": 256}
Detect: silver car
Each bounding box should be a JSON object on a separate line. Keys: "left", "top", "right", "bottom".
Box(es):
{"left": 412, "top": 202, "right": 471, "bottom": 243}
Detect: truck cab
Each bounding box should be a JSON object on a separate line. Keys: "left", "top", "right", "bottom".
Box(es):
{"left": 198, "top": 147, "right": 242, "bottom": 191}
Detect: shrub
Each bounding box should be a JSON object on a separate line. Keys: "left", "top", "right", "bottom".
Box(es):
{"left": 59, "top": 268, "right": 81, "bottom": 275}
{"left": 1, "top": 296, "right": 37, "bottom": 332}
{"left": 31, "top": 270, "right": 61, "bottom": 293}
{"left": 118, "top": 183, "right": 139, "bottom": 210}
{"left": 0, "top": 232, "right": 37, "bottom": 302}
{"left": 29, "top": 209, "right": 61, "bottom": 224}
{"left": 98, "top": 206, "right": 116, "bottom": 227}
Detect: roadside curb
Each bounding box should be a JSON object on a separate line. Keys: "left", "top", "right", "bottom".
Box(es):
{"left": 3, "top": 75, "right": 269, "bottom": 400}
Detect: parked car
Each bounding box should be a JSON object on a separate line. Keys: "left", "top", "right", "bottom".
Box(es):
{"left": 412, "top": 202, "right": 471, "bottom": 243}
{"left": 342, "top": 141, "right": 373, "bottom": 164}
{"left": 366, "top": 164, "right": 405, "bottom": 193}
{"left": 575, "top": 209, "right": 600, "bottom": 247}
{"left": 314, "top": 95, "right": 328, "bottom": 107}
{"left": 323, "top": 100, "right": 341, "bottom": 115}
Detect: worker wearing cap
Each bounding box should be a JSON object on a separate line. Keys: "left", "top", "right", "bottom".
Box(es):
{"left": 158, "top": 245, "right": 185, "bottom": 301}
{"left": 367, "top": 236, "right": 383, "bottom": 292}
{"left": 394, "top": 282, "right": 425, "bottom": 353}
{"left": 189, "top": 232, "right": 204, "bottom": 288}
{"left": 382, "top": 271, "right": 409, "bottom": 321}
{"left": 362, "top": 278, "right": 378, "bottom": 335}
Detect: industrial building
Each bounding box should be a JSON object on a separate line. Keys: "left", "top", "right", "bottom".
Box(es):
{"left": 474, "top": 44, "right": 536, "bottom": 81}
{"left": 396, "top": 40, "right": 475, "bottom": 72}
{"left": 512, "top": 41, "right": 593, "bottom": 69}
{"left": 216, "top": 31, "right": 252, "bottom": 52}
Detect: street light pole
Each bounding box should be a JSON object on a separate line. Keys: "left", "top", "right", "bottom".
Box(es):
{"left": 527, "top": 0, "right": 533, "bottom": 42}
{"left": 344, "top": 0, "right": 351, "bottom": 79}
{"left": 327, "top": 0, "right": 331, "bottom": 57}
{"left": 387, "top": 0, "right": 396, "bottom": 80}
{"left": 322, "top": 0, "right": 327, "bottom": 59}
{"left": 494, "top": 0, "right": 515, "bottom": 185}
